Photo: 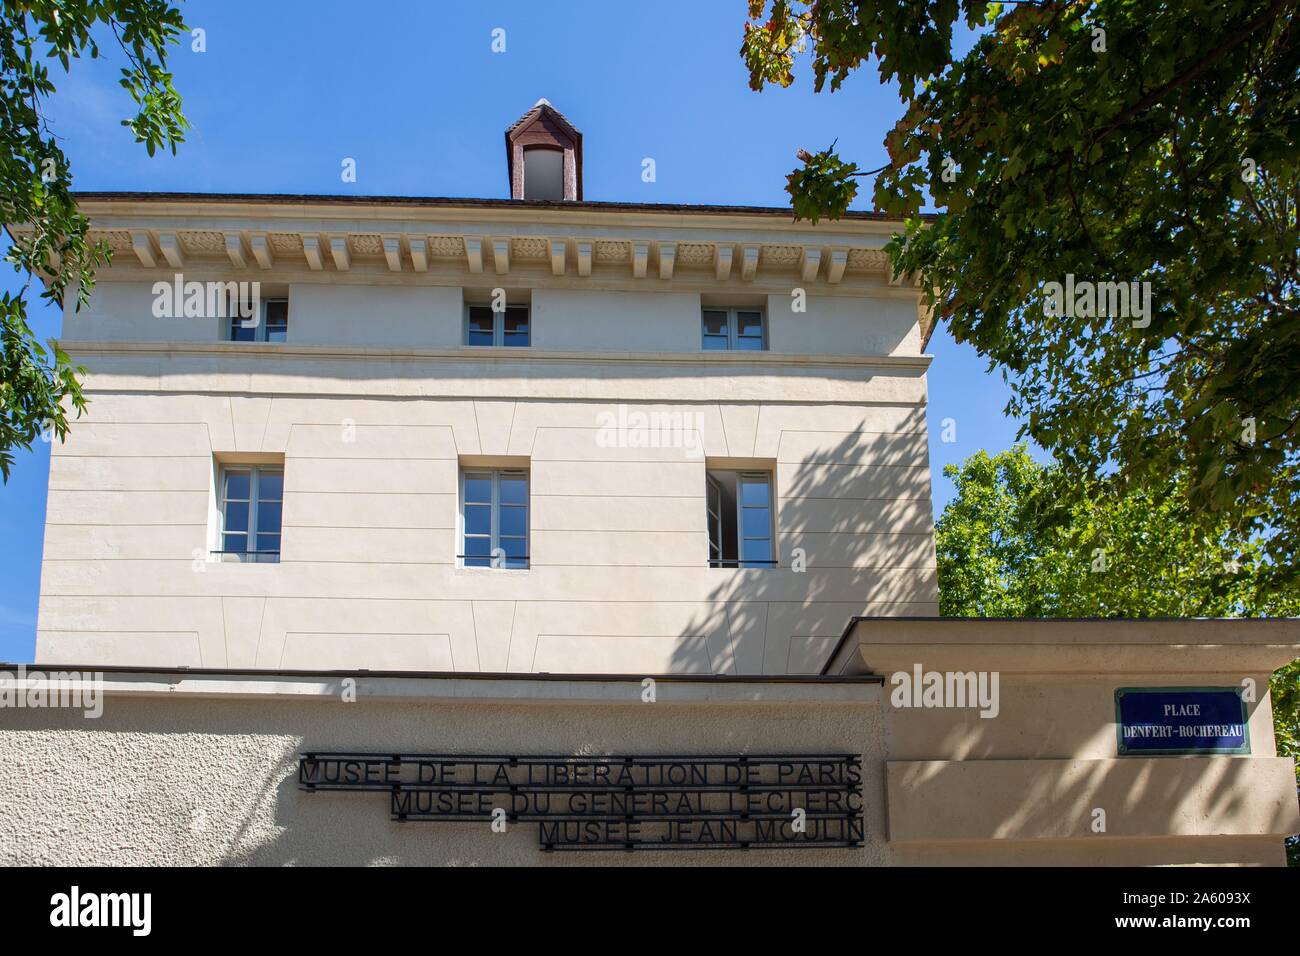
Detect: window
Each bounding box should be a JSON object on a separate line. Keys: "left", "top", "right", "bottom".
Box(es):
{"left": 461, "top": 469, "right": 529, "bottom": 568}
{"left": 229, "top": 298, "right": 288, "bottom": 343}
{"left": 706, "top": 470, "right": 774, "bottom": 568}
{"left": 465, "top": 305, "right": 530, "bottom": 347}
{"left": 217, "top": 466, "right": 283, "bottom": 562}
{"left": 702, "top": 308, "right": 765, "bottom": 351}
{"left": 522, "top": 147, "right": 565, "bottom": 200}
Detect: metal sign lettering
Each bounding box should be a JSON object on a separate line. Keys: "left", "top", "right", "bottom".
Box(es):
{"left": 1115, "top": 687, "right": 1251, "bottom": 756}
{"left": 298, "top": 752, "right": 865, "bottom": 851}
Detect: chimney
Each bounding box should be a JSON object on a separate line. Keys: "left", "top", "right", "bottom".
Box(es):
{"left": 505, "top": 99, "right": 582, "bottom": 201}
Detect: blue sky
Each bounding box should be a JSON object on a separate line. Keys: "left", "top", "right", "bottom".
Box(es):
{"left": 0, "top": 1, "right": 1035, "bottom": 661}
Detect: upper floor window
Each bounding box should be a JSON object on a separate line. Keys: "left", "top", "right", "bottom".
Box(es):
{"left": 217, "top": 465, "right": 282, "bottom": 563}
{"left": 230, "top": 298, "right": 288, "bottom": 343}
{"left": 706, "top": 469, "right": 775, "bottom": 568}
{"left": 522, "top": 147, "right": 565, "bottom": 201}
{"left": 702, "top": 308, "right": 765, "bottom": 351}
{"left": 465, "top": 305, "right": 530, "bottom": 347}
{"left": 461, "top": 468, "right": 529, "bottom": 568}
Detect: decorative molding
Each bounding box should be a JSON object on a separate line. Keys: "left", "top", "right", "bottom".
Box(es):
{"left": 268, "top": 233, "right": 301, "bottom": 254}
{"left": 130, "top": 232, "right": 156, "bottom": 268}
{"left": 348, "top": 234, "right": 384, "bottom": 256}
{"left": 632, "top": 242, "right": 649, "bottom": 279}
{"left": 177, "top": 230, "right": 225, "bottom": 253}
{"left": 428, "top": 235, "right": 465, "bottom": 258}
{"left": 658, "top": 242, "right": 676, "bottom": 280}
{"left": 157, "top": 233, "right": 184, "bottom": 268}
{"left": 407, "top": 237, "right": 428, "bottom": 272}
{"left": 491, "top": 238, "right": 510, "bottom": 275}
{"left": 740, "top": 245, "right": 759, "bottom": 281}
{"left": 383, "top": 236, "right": 402, "bottom": 272}
{"left": 249, "top": 233, "right": 273, "bottom": 270}
{"left": 677, "top": 242, "right": 713, "bottom": 266}
{"left": 329, "top": 236, "right": 350, "bottom": 271}
{"left": 714, "top": 245, "right": 733, "bottom": 281}
{"left": 762, "top": 244, "right": 803, "bottom": 267}
{"left": 512, "top": 237, "right": 549, "bottom": 261}
{"left": 550, "top": 239, "right": 566, "bottom": 276}
{"left": 301, "top": 236, "right": 323, "bottom": 271}
{"left": 88, "top": 230, "right": 133, "bottom": 252}
{"left": 575, "top": 240, "right": 593, "bottom": 277}
{"left": 847, "top": 248, "right": 889, "bottom": 272}
{"left": 826, "top": 249, "right": 848, "bottom": 284}
{"left": 224, "top": 234, "right": 247, "bottom": 269}
{"left": 594, "top": 240, "right": 629, "bottom": 263}
{"left": 464, "top": 237, "right": 483, "bottom": 273}
{"left": 800, "top": 247, "right": 821, "bottom": 283}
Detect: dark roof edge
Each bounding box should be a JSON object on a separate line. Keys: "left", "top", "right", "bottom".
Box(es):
{"left": 69, "top": 190, "right": 937, "bottom": 223}
{"left": 7, "top": 661, "right": 882, "bottom": 684}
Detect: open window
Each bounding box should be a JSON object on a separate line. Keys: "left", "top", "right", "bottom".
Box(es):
{"left": 706, "top": 469, "right": 775, "bottom": 568}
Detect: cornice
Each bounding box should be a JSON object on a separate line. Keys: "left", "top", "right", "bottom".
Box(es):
{"left": 62, "top": 340, "right": 934, "bottom": 373}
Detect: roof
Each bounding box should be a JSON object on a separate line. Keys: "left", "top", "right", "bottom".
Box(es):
{"left": 70, "top": 190, "right": 926, "bottom": 222}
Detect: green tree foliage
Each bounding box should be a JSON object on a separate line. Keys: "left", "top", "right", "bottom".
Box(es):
{"left": 0, "top": 0, "right": 188, "bottom": 479}
{"left": 743, "top": 1, "right": 1300, "bottom": 592}
{"left": 936, "top": 445, "right": 1300, "bottom": 863}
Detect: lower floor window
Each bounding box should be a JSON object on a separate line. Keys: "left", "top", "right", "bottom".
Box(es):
{"left": 218, "top": 466, "right": 282, "bottom": 562}
{"left": 461, "top": 469, "right": 529, "bottom": 568}
{"left": 707, "top": 470, "right": 774, "bottom": 568}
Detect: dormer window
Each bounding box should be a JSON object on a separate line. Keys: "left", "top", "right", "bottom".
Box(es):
{"left": 506, "top": 99, "right": 582, "bottom": 201}
{"left": 522, "top": 148, "right": 565, "bottom": 200}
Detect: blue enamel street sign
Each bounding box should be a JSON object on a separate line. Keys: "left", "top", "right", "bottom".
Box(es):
{"left": 1115, "top": 687, "right": 1250, "bottom": 756}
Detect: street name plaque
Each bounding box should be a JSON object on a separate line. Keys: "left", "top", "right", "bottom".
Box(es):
{"left": 1115, "top": 687, "right": 1251, "bottom": 756}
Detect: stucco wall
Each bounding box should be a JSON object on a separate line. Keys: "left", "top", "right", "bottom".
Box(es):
{"left": 0, "top": 682, "right": 885, "bottom": 867}
{"left": 0, "top": 668, "right": 1292, "bottom": 867}
{"left": 39, "top": 308, "right": 938, "bottom": 674}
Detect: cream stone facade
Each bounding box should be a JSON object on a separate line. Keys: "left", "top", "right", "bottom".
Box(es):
{"left": 7, "top": 106, "right": 1296, "bottom": 868}
{"left": 32, "top": 194, "right": 938, "bottom": 674}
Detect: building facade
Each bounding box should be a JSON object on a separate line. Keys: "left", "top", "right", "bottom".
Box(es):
{"left": 2, "top": 103, "right": 1296, "bottom": 867}
{"left": 31, "top": 102, "right": 938, "bottom": 676}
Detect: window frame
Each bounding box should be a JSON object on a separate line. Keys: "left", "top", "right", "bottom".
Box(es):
{"left": 216, "top": 465, "right": 283, "bottom": 563}
{"left": 701, "top": 307, "right": 766, "bottom": 351}
{"left": 464, "top": 304, "right": 531, "bottom": 347}
{"left": 706, "top": 469, "right": 776, "bottom": 569}
{"left": 459, "top": 467, "right": 530, "bottom": 569}
{"left": 229, "top": 297, "right": 289, "bottom": 343}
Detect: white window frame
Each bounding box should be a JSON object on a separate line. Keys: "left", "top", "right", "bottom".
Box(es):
{"left": 701, "top": 307, "right": 766, "bottom": 351}
{"left": 459, "top": 468, "right": 530, "bottom": 569}
{"left": 706, "top": 469, "right": 775, "bottom": 568}
{"left": 229, "top": 297, "right": 289, "bottom": 343}
{"left": 464, "top": 305, "right": 531, "bottom": 347}
{"left": 216, "top": 465, "right": 283, "bottom": 563}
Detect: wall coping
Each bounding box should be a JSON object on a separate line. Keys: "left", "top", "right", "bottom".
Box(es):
{"left": 0, "top": 664, "right": 881, "bottom": 706}
{"left": 824, "top": 617, "right": 1300, "bottom": 676}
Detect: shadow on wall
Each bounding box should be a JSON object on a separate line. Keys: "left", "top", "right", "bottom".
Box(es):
{"left": 212, "top": 707, "right": 1289, "bottom": 866}
{"left": 670, "top": 421, "right": 937, "bottom": 675}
